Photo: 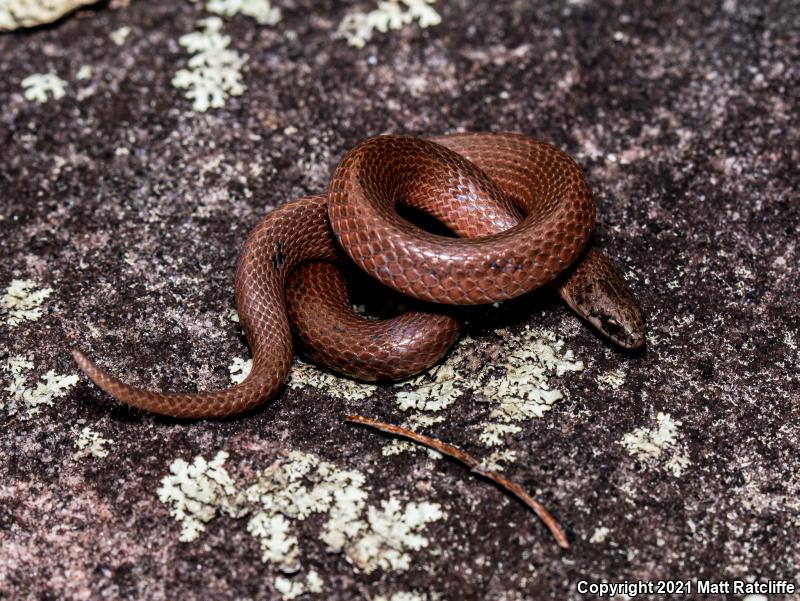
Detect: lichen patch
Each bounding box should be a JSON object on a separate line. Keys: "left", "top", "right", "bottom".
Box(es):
{"left": 157, "top": 450, "right": 444, "bottom": 576}
{"left": 2, "top": 355, "right": 79, "bottom": 418}
{"left": 481, "top": 328, "right": 584, "bottom": 423}
{"left": 172, "top": 17, "right": 247, "bottom": 112}
{"left": 620, "top": 412, "right": 691, "bottom": 477}
{"left": 2, "top": 279, "right": 53, "bottom": 326}
{"left": 74, "top": 426, "right": 114, "bottom": 459}
{"left": 21, "top": 73, "right": 66, "bottom": 103}
{"left": 288, "top": 359, "right": 377, "bottom": 402}
{"left": 228, "top": 357, "right": 253, "bottom": 384}
{"left": 195, "top": 0, "right": 282, "bottom": 24}
{"left": 338, "top": 0, "right": 441, "bottom": 49}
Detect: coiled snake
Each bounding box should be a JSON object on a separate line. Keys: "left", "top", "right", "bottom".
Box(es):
{"left": 73, "top": 133, "right": 645, "bottom": 418}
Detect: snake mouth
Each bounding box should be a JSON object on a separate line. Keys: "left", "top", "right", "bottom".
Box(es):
{"left": 586, "top": 314, "right": 646, "bottom": 350}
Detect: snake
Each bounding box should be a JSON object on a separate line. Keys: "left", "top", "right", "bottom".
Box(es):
{"left": 72, "top": 133, "right": 645, "bottom": 418}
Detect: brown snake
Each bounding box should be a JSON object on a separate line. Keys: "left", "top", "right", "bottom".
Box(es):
{"left": 73, "top": 133, "right": 645, "bottom": 418}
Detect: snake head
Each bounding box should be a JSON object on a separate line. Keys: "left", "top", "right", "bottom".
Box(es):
{"left": 582, "top": 288, "right": 646, "bottom": 350}
{"left": 556, "top": 248, "right": 646, "bottom": 350}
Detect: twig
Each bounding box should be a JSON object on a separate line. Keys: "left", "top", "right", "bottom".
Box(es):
{"left": 345, "top": 414, "right": 570, "bottom": 549}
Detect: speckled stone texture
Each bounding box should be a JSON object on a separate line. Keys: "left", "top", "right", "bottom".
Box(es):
{"left": 1, "top": 1, "right": 798, "bottom": 600}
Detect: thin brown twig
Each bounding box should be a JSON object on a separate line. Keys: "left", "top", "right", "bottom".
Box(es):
{"left": 345, "top": 414, "right": 570, "bottom": 549}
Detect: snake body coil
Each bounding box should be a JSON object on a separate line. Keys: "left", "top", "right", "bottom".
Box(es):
{"left": 73, "top": 133, "right": 645, "bottom": 418}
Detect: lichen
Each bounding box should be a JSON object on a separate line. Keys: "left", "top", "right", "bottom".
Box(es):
{"left": 74, "top": 426, "right": 114, "bottom": 459}
{"left": 480, "top": 449, "right": 517, "bottom": 472}
{"left": 109, "top": 25, "right": 131, "bottom": 46}
{"left": 274, "top": 569, "right": 323, "bottom": 600}
{"left": 620, "top": 412, "right": 692, "bottom": 477}
{"left": 346, "top": 496, "right": 443, "bottom": 573}
{"left": 195, "top": 0, "right": 281, "bottom": 24}
{"left": 381, "top": 412, "right": 444, "bottom": 458}
{"left": 2, "top": 355, "right": 79, "bottom": 418}
{"left": 597, "top": 368, "right": 626, "bottom": 390}
{"left": 374, "top": 593, "right": 427, "bottom": 601}
{"left": 21, "top": 73, "right": 67, "bottom": 103}
{"left": 481, "top": 328, "right": 584, "bottom": 422}
{"left": 478, "top": 422, "right": 522, "bottom": 447}
{"left": 156, "top": 450, "right": 245, "bottom": 542}
{"left": 393, "top": 342, "right": 471, "bottom": 412}
{"left": 2, "top": 279, "right": 53, "bottom": 326}
{"left": 338, "top": 0, "right": 441, "bottom": 49}
{"left": 157, "top": 450, "right": 444, "bottom": 575}
{"left": 288, "top": 359, "right": 376, "bottom": 402}
{"left": 172, "top": 17, "right": 247, "bottom": 112}
{"left": 228, "top": 357, "right": 252, "bottom": 384}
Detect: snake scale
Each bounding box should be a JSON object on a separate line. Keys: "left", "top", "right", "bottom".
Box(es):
{"left": 73, "top": 133, "right": 645, "bottom": 418}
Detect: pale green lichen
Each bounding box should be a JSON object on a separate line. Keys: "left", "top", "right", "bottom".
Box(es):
{"left": 2, "top": 355, "right": 79, "bottom": 418}
{"left": 194, "top": 0, "right": 282, "bottom": 24}
{"left": 158, "top": 450, "right": 444, "bottom": 575}
{"left": 589, "top": 526, "right": 611, "bottom": 544}
{"left": 2, "top": 279, "right": 53, "bottom": 326}
{"left": 347, "top": 496, "right": 443, "bottom": 573}
{"left": 393, "top": 342, "right": 471, "bottom": 412}
{"left": 228, "top": 357, "right": 252, "bottom": 384}
{"left": 478, "top": 422, "right": 522, "bottom": 447}
{"left": 21, "top": 73, "right": 66, "bottom": 103}
{"left": 597, "top": 368, "right": 626, "bottom": 390}
{"left": 338, "top": 0, "right": 441, "bottom": 48}
{"left": 109, "top": 25, "right": 130, "bottom": 45}
{"left": 74, "top": 426, "right": 114, "bottom": 458}
{"left": 479, "top": 449, "right": 517, "bottom": 472}
{"left": 288, "top": 359, "right": 377, "bottom": 402}
{"left": 374, "top": 593, "right": 426, "bottom": 601}
{"left": 481, "top": 328, "right": 584, "bottom": 422}
{"left": 274, "top": 569, "right": 323, "bottom": 600}
{"left": 157, "top": 450, "right": 245, "bottom": 542}
{"left": 382, "top": 413, "right": 444, "bottom": 458}
{"left": 172, "top": 17, "right": 247, "bottom": 112}
{"left": 620, "top": 412, "right": 691, "bottom": 477}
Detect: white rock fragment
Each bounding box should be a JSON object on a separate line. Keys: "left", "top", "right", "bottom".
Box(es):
{"left": 74, "top": 426, "right": 114, "bottom": 458}
{"left": 0, "top": 0, "right": 98, "bottom": 31}
{"left": 228, "top": 357, "right": 252, "bottom": 384}
{"left": 21, "top": 73, "right": 67, "bottom": 103}
{"left": 2, "top": 354, "right": 78, "bottom": 418}
{"left": 374, "top": 594, "right": 426, "bottom": 601}
{"left": 172, "top": 17, "right": 247, "bottom": 112}
{"left": 338, "top": 0, "right": 441, "bottom": 49}
{"left": 2, "top": 279, "right": 53, "bottom": 325}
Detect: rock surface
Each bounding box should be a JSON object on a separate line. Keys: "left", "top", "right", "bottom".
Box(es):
{"left": 1, "top": 1, "right": 798, "bottom": 599}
